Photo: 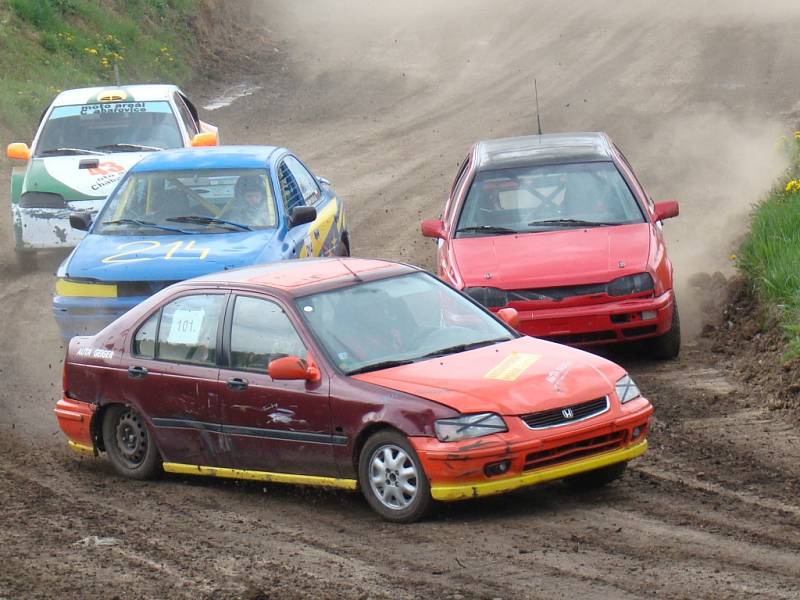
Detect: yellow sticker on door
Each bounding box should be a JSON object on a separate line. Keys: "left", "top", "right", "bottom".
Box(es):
{"left": 484, "top": 352, "right": 540, "bottom": 381}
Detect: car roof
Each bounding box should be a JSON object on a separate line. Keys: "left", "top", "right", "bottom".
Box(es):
{"left": 182, "top": 257, "right": 418, "bottom": 296}
{"left": 131, "top": 145, "right": 282, "bottom": 172}
{"left": 475, "top": 132, "right": 615, "bottom": 170}
{"left": 51, "top": 84, "right": 180, "bottom": 106}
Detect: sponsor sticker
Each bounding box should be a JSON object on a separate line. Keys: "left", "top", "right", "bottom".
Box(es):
{"left": 484, "top": 352, "right": 540, "bottom": 381}
{"left": 76, "top": 347, "right": 114, "bottom": 360}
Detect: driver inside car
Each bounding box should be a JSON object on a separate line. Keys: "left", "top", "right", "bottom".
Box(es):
{"left": 223, "top": 175, "right": 271, "bottom": 227}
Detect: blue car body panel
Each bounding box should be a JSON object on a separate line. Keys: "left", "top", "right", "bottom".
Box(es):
{"left": 54, "top": 146, "right": 348, "bottom": 340}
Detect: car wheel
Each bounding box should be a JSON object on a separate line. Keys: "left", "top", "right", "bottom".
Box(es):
{"left": 15, "top": 249, "right": 37, "bottom": 272}
{"left": 565, "top": 461, "right": 627, "bottom": 490}
{"left": 358, "top": 430, "right": 433, "bottom": 523}
{"left": 102, "top": 404, "right": 161, "bottom": 480}
{"left": 646, "top": 300, "right": 681, "bottom": 360}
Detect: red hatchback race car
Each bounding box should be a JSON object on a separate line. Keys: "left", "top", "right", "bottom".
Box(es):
{"left": 56, "top": 258, "right": 652, "bottom": 523}
{"left": 422, "top": 133, "right": 680, "bottom": 358}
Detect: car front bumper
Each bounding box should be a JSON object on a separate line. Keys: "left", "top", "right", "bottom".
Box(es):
{"left": 412, "top": 398, "right": 653, "bottom": 501}
{"left": 52, "top": 294, "right": 147, "bottom": 340}
{"left": 506, "top": 290, "right": 675, "bottom": 346}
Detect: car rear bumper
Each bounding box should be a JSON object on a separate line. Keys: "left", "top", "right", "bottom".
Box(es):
{"left": 412, "top": 398, "right": 652, "bottom": 501}
{"left": 508, "top": 290, "right": 675, "bottom": 345}
{"left": 52, "top": 294, "right": 146, "bottom": 341}
{"left": 55, "top": 397, "right": 96, "bottom": 454}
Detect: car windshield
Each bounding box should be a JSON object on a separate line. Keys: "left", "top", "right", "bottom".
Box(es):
{"left": 296, "top": 272, "right": 515, "bottom": 375}
{"left": 456, "top": 161, "right": 644, "bottom": 236}
{"left": 93, "top": 169, "right": 277, "bottom": 235}
{"left": 34, "top": 101, "right": 182, "bottom": 157}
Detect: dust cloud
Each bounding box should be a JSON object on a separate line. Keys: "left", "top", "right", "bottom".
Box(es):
{"left": 253, "top": 0, "right": 800, "bottom": 339}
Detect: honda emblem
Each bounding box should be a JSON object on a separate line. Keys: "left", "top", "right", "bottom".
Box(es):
{"left": 561, "top": 408, "right": 574, "bottom": 419}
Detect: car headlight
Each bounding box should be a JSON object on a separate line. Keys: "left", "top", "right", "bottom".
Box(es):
{"left": 463, "top": 286, "right": 508, "bottom": 308}
{"left": 607, "top": 273, "right": 654, "bottom": 297}
{"left": 434, "top": 412, "right": 507, "bottom": 442}
{"left": 615, "top": 374, "right": 641, "bottom": 404}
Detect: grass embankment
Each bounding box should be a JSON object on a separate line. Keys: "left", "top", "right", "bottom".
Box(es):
{"left": 738, "top": 134, "right": 800, "bottom": 359}
{"left": 0, "top": 0, "right": 196, "bottom": 136}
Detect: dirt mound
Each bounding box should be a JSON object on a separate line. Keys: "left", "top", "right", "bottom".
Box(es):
{"left": 701, "top": 276, "right": 800, "bottom": 411}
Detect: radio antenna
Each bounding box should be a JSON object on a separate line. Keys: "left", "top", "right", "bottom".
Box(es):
{"left": 534, "top": 78, "right": 542, "bottom": 135}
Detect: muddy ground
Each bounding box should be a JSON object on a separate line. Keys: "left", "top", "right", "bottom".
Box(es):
{"left": 1, "top": 1, "right": 800, "bottom": 598}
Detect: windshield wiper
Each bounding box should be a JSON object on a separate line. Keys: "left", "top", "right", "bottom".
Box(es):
{"left": 39, "top": 147, "right": 106, "bottom": 156}
{"left": 102, "top": 218, "right": 190, "bottom": 234}
{"left": 347, "top": 359, "right": 416, "bottom": 376}
{"left": 166, "top": 215, "right": 252, "bottom": 231}
{"left": 419, "top": 338, "right": 509, "bottom": 360}
{"left": 527, "top": 218, "right": 617, "bottom": 227}
{"left": 95, "top": 143, "right": 163, "bottom": 152}
{"left": 456, "top": 225, "right": 518, "bottom": 235}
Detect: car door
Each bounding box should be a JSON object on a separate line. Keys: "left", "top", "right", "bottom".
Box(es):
{"left": 219, "top": 293, "right": 338, "bottom": 476}
{"left": 123, "top": 292, "right": 227, "bottom": 467}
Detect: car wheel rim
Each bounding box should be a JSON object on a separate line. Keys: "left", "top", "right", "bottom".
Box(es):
{"left": 368, "top": 443, "right": 418, "bottom": 510}
{"left": 114, "top": 409, "right": 148, "bottom": 468}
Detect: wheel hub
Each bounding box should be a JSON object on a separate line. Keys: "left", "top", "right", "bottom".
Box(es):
{"left": 369, "top": 444, "right": 418, "bottom": 510}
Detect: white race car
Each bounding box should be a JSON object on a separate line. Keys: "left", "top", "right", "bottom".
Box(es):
{"left": 6, "top": 84, "right": 219, "bottom": 268}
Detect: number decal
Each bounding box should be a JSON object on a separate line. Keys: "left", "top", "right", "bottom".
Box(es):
{"left": 102, "top": 240, "right": 210, "bottom": 264}
{"left": 102, "top": 240, "right": 160, "bottom": 264}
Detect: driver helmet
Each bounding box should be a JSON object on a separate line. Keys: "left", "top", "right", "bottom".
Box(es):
{"left": 235, "top": 175, "right": 266, "bottom": 206}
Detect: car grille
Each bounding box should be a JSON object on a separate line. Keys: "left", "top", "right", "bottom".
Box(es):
{"left": 507, "top": 283, "right": 608, "bottom": 302}
{"left": 116, "top": 281, "right": 178, "bottom": 297}
{"left": 523, "top": 430, "right": 627, "bottom": 471}
{"left": 521, "top": 396, "right": 609, "bottom": 429}
{"left": 540, "top": 331, "right": 617, "bottom": 345}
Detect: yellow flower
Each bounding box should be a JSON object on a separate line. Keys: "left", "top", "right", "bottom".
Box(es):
{"left": 84, "top": 47, "right": 98, "bottom": 55}
{"left": 785, "top": 180, "right": 800, "bottom": 193}
{"left": 160, "top": 47, "right": 168, "bottom": 53}
{"left": 729, "top": 254, "right": 737, "bottom": 261}
{"left": 794, "top": 131, "right": 800, "bottom": 140}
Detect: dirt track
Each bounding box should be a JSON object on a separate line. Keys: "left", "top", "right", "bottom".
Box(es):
{"left": 2, "top": 2, "right": 800, "bottom": 598}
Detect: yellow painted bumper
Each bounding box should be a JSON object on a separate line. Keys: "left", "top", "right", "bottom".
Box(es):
{"left": 68, "top": 440, "right": 95, "bottom": 456}
{"left": 56, "top": 278, "right": 117, "bottom": 298}
{"left": 430, "top": 439, "right": 648, "bottom": 501}
{"left": 163, "top": 462, "right": 358, "bottom": 491}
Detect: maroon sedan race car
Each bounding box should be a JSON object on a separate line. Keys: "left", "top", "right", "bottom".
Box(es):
{"left": 422, "top": 133, "right": 680, "bottom": 358}
{"left": 56, "top": 258, "right": 653, "bottom": 523}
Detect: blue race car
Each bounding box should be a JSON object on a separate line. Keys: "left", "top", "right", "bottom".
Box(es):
{"left": 53, "top": 146, "right": 349, "bottom": 340}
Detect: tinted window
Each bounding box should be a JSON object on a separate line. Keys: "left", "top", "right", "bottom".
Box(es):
{"left": 35, "top": 101, "right": 182, "bottom": 156}
{"left": 456, "top": 161, "right": 644, "bottom": 236}
{"left": 230, "top": 296, "right": 306, "bottom": 371}
{"left": 284, "top": 156, "right": 320, "bottom": 205}
{"left": 157, "top": 295, "right": 225, "bottom": 365}
{"left": 278, "top": 161, "right": 305, "bottom": 212}
{"left": 133, "top": 311, "right": 159, "bottom": 358}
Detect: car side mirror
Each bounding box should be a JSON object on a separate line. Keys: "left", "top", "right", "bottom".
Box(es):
{"left": 497, "top": 307, "right": 520, "bottom": 329}
{"left": 421, "top": 219, "right": 445, "bottom": 239}
{"left": 289, "top": 205, "right": 317, "bottom": 228}
{"left": 69, "top": 212, "right": 93, "bottom": 232}
{"left": 268, "top": 355, "right": 321, "bottom": 382}
{"left": 653, "top": 200, "right": 679, "bottom": 221}
{"left": 316, "top": 175, "right": 331, "bottom": 186}
{"left": 7, "top": 142, "right": 30, "bottom": 161}
{"left": 191, "top": 132, "right": 218, "bottom": 147}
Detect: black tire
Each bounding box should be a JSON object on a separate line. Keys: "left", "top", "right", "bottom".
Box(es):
{"left": 15, "top": 249, "right": 37, "bottom": 272}
{"left": 565, "top": 461, "right": 627, "bottom": 490}
{"left": 358, "top": 430, "right": 433, "bottom": 523}
{"left": 646, "top": 300, "right": 681, "bottom": 360}
{"left": 102, "top": 404, "right": 161, "bottom": 480}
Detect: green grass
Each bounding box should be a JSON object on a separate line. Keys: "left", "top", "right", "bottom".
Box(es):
{"left": 738, "top": 135, "right": 800, "bottom": 359}
{"left": 0, "top": 0, "right": 196, "bottom": 136}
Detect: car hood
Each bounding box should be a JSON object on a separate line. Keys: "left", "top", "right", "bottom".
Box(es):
{"left": 452, "top": 223, "right": 651, "bottom": 289}
{"left": 63, "top": 229, "right": 281, "bottom": 282}
{"left": 25, "top": 153, "right": 149, "bottom": 201}
{"left": 353, "top": 337, "right": 624, "bottom": 415}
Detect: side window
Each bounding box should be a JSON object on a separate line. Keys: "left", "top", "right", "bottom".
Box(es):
{"left": 229, "top": 296, "right": 306, "bottom": 372}
{"left": 133, "top": 311, "right": 160, "bottom": 359}
{"left": 173, "top": 93, "right": 198, "bottom": 136}
{"left": 444, "top": 155, "right": 470, "bottom": 222}
{"left": 157, "top": 294, "right": 225, "bottom": 366}
{"left": 278, "top": 161, "right": 304, "bottom": 213}
{"left": 284, "top": 156, "right": 321, "bottom": 206}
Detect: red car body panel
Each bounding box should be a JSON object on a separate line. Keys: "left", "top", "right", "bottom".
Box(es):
{"left": 56, "top": 258, "right": 653, "bottom": 504}
{"left": 426, "top": 132, "right": 678, "bottom": 346}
